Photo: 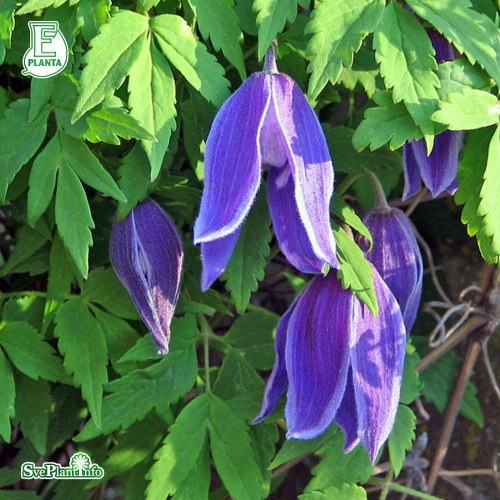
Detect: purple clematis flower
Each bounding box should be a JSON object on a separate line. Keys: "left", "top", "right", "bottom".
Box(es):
{"left": 403, "top": 30, "right": 465, "bottom": 200}
{"left": 193, "top": 47, "right": 338, "bottom": 290}
{"left": 110, "top": 199, "right": 183, "bottom": 354}
{"left": 361, "top": 206, "right": 423, "bottom": 333}
{"left": 254, "top": 268, "right": 406, "bottom": 463}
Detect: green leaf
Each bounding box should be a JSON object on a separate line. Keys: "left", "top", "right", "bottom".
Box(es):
{"left": 81, "top": 267, "right": 138, "bottom": 320}
{"left": 331, "top": 197, "right": 373, "bottom": 249}
{"left": 54, "top": 298, "right": 109, "bottom": 426}
{"left": 15, "top": 375, "right": 51, "bottom": 455}
{"left": 55, "top": 163, "right": 94, "bottom": 278}
{"left": 190, "top": 0, "right": 245, "bottom": 79}
{"left": 76, "top": 0, "right": 111, "bottom": 42}
{"left": 374, "top": 2, "right": 440, "bottom": 147}
{"left": 254, "top": 0, "right": 297, "bottom": 60}
{"left": 388, "top": 405, "right": 416, "bottom": 476}
{"left": 2, "top": 297, "right": 45, "bottom": 329}
{"left": 221, "top": 190, "right": 271, "bottom": 314}
{"left": 437, "top": 59, "right": 492, "bottom": 101}
{"left": 224, "top": 312, "right": 278, "bottom": 370}
{"left": 478, "top": 126, "right": 500, "bottom": 257}
{"left": 104, "top": 414, "right": 164, "bottom": 477}
{"left": 333, "top": 224, "right": 378, "bottom": 315}
{"left": 301, "top": 484, "right": 367, "bottom": 500}
{"left": 400, "top": 342, "right": 423, "bottom": 405}
{"left": 0, "top": 224, "right": 49, "bottom": 276}
{"left": 406, "top": 0, "right": 500, "bottom": 87}
{"left": 172, "top": 441, "right": 211, "bottom": 500}
{"left": 433, "top": 89, "right": 499, "bottom": 130}
{"left": 116, "top": 144, "right": 151, "bottom": 220}
{"left": 0, "top": 322, "right": 67, "bottom": 382}
{"left": 213, "top": 348, "right": 264, "bottom": 419}
{"left": 76, "top": 342, "right": 198, "bottom": 439}
{"left": 455, "top": 127, "right": 499, "bottom": 265}
{"left": 0, "top": 99, "right": 49, "bottom": 201}
{"left": 0, "top": 0, "right": 15, "bottom": 65}
{"left": 306, "top": 430, "right": 373, "bottom": 491}
{"left": 128, "top": 38, "right": 177, "bottom": 179}
{"left": 208, "top": 394, "right": 267, "bottom": 500}
{"left": 72, "top": 10, "right": 149, "bottom": 121}
{"left": 151, "top": 14, "right": 230, "bottom": 107}
{"left": 17, "top": 0, "right": 70, "bottom": 15}
{"left": 85, "top": 107, "right": 155, "bottom": 145}
{"left": 0, "top": 348, "right": 15, "bottom": 441}
{"left": 305, "top": 0, "right": 384, "bottom": 100}
{"left": 146, "top": 394, "right": 210, "bottom": 499}
{"left": 352, "top": 91, "right": 422, "bottom": 151}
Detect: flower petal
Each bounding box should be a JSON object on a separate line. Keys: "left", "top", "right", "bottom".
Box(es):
{"left": 350, "top": 267, "right": 406, "bottom": 463}
{"left": 427, "top": 29, "right": 455, "bottom": 63}
{"left": 335, "top": 369, "right": 363, "bottom": 453}
{"left": 269, "top": 74, "right": 339, "bottom": 270}
{"left": 110, "top": 199, "right": 183, "bottom": 354}
{"left": 200, "top": 228, "right": 241, "bottom": 291}
{"left": 267, "top": 164, "right": 325, "bottom": 273}
{"left": 362, "top": 207, "right": 423, "bottom": 332}
{"left": 253, "top": 301, "right": 295, "bottom": 424}
{"left": 193, "top": 73, "right": 270, "bottom": 243}
{"left": 402, "top": 143, "right": 423, "bottom": 200}
{"left": 285, "top": 273, "right": 353, "bottom": 439}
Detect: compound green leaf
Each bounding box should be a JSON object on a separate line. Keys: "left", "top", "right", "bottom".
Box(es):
{"left": 406, "top": 0, "right": 500, "bottom": 86}
{"left": 0, "top": 321, "right": 67, "bottom": 383}
{"left": 151, "top": 14, "right": 230, "bottom": 107}
{"left": 76, "top": 344, "right": 198, "bottom": 440}
{"left": 208, "top": 394, "right": 267, "bottom": 500}
{"left": 301, "top": 485, "right": 367, "bottom": 500}
{"left": 353, "top": 91, "right": 422, "bottom": 151}
{"left": 388, "top": 405, "right": 416, "bottom": 476}
{"left": 190, "top": 0, "right": 245, "bottom": 79}
{"left": 128, "top": 38, "right": 177, "bottom": 179}
{"left": 306, "top": 0, "right": 384, "bottom": 100}
{"left": 0, "top": 99, "right": 49, "bottom": 202}
{"left": 432, "top": 89, "right": 499, "bottom": 130}
{"left": 334, "top": 224, "right": 378, "bottom": 316}
{"left": 54, "top": 298, "right": 109, "bottom": 426}
{"left": 221, "top": 190, "right": 271, "bottom": 314}
{"left": 55, "top": 163, "right": 94, "bottom": 278}
{"left": 85, "top": 106, "right": 155, "bottom": 145}
{"left": 146, "top": 394, "right": 209, "bottom": 500}
{"left": 254, "top": 0, "right": 297, "bottom": 60}
{"left": 0, "top": 348, "right": 15, "bottom": 441}
{"left": 72, "top": 9, "right": 149, "bottom": 121}
{"left": 15, "top": 375, "right": 51, "bottom": 455}
{"left": 374, "top": 2, "right": 439, "bottom": 148}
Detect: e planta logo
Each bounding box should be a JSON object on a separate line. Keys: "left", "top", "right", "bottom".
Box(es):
{"left": 21, "top": 452, "right": 104, "bottom": 480}
{"left": 22, "top": 21, "right": 68, "bottom": 78}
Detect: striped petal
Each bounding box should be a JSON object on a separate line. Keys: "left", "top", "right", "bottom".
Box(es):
{"left": 110, "top": 199, "right": 183, "bottom": 354}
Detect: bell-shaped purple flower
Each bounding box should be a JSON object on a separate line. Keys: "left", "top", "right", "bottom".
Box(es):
{"left": 110, "top": 199, "right": 183, "bottom": 354}
{"left": 254, "top": 268, "right": 406, "bottom": 463}
{"left": 402, "top": 30, "right": 464, "bottom": 200}
{"left": 193, "top": 47, "right": 338, "bottom": 290}
{"left": 361, "top": 207, "right": 423, "bottom": 333}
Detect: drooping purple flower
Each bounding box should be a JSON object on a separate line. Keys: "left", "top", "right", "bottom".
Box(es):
{"left": 361, "top": 207, "right": 423, "bottom": 333}
{"left": 193, "top": 47, "right": 338, "bottom": 290}
{"left": 402, "top": 29, "right": 464, "bottom": 200}
{"left": 253, "top": 268, "right": 406, "bottom": 463}
{"left": 110, "top": 199, "right": 183, "bottom": 354}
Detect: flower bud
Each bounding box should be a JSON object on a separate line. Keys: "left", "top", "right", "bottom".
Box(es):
{"left": 110, "top": 199, "right": 183, "bottom": 354}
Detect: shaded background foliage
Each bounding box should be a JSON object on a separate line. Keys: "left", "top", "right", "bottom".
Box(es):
{"left": 0, "top": 0, "right": 499, "bottom": 499}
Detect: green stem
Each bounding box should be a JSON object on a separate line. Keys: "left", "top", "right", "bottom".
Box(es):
{"left": 368, "top": 478, "right": 442, "bottom": 500}
{"left": 335, "top": 173, "right": 361, "bottom": 197}
{"left": 378, "top": 465, "right": 393, "bottom": 500}
{"left": 199, "top": 316, "right": 212, "bottom": 392}
{"left": 365, "top": 170, "right": 390, "bottom": 210}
